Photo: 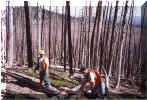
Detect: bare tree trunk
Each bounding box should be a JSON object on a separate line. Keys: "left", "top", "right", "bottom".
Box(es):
{"left": 73, "top": 8, "right": 76, "bottom": 72}
{"left": 41, "top": 7, "right": 45, "bottom": 49}
{"left": 0, "top": 16, "right": 1, "bottom": 88}
{"left": 61, "top": 6, "right": 64, "bottom": 65}
{"left": 21, "top": 8, "right": 25, "bottom": 65}
{"left": 115, "top": 1, "right": 128, "bottom": 89}
{"left": 101, "top": 3, "right": 112, "bottom": 89}
{"left": 64, "top": 5, "right": 67, "bottom": 72}
{"left": 141, "top": 1, "right": 147, "bottom": 97}
{"left": 48, "top": 6, "right": 51, "bottom": 65}
{"left": 6, "top": 2, "right": 14, "bottom": 66}
{"left": 66, "top": 1, "right": 73, "bottom": 75}
{"left": 86, "top": 4, "right": 91, "bottom": 67}
{"left": 90, "top": 2, "right": 100, "bottom": 67}
{"left": 38, "top": 6, "right": 41, "bottom": 51}
{"left": 78, "top": 22, "right": 82, "bottom": 68}
{"left": 36, "top": 3, "right": 40, "bottom": 57}
{"left": 103, "top": 3, "right": 112, "bottom": 73}
{"left": 108, "top": 1, "right": 119, "bottom": 70}
{"left": 93, "top": 1, "right": 102, "bottom": 67}
{"left": 9, "top": 6, "right": 14, "bottom": 66}
{"left": 116, "top": 36, "right": 125, "bottom": 88}
{"left": 24, "top": 1, "right": 33, "bottom": 68}
{"left": 6, "top": 1, "right": 10, "bottom": 64}
{"left": 54, "top": 6, "right": 58, "bottom": 64}
{"left": 126, "top": 2, "right": 134, "bottom": 78}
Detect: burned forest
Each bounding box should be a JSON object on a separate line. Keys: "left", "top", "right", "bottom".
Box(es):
{"left": 1, "top": 0, "right": 147, "bottom": 99}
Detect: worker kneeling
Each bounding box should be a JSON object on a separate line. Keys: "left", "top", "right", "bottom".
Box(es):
{"left": 79, "top": 67, "right": 105, "bottom": 98}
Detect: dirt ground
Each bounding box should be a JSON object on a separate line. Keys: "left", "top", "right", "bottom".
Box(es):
{"left": 2, "top": 65, "right": 145, "bottom": 99}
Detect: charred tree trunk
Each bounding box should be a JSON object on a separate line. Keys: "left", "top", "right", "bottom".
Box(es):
{"left": 61, "top": 6, "right": 64, "bottom": 65}
{"left": 6, "top": 1, "right": 10, "bottom": 64}
{"left": 21, "top": 8, "right": 25, "bottom": 65}
{"left": 90, "top": 2, "right": 99, "bottom": 67}
{"left": 86, "top": 4, "right": 91, "bottom": 67}
{"left": 115, "top": 1, "right": 128, "bottom": 89}
{"left": 24, "top": 1, "right": 33, "bottom": 68}
{"left": 0, "top": 5, "right": 2, "bottom": 75}
{"left": 48, "top": 6, "right": 51, "bottom": 65}
{"left": 9, "top": 6, "right": 14, "bottom": 66}
{"left": 141, "top": 1, "right": 147, "bottom": 97}
{"left": 6, "top": 2, "right": 14, "bottom": 66}
{"left": 41, "top": 7, "right": 45, "bottom": 49}
{"left": 64, "top": 5, "right": 67, "bottom": 72}
{"left": 66, "top": 1, "right": 73, "bottom": 75}
{"left": 38, "top": 6, "right": 42, "bottom": 52}
{"left": 93, "top": 1, "right": 102, "bottom": 67}
{"left": 108, "top": 1, "right": 119, "bottom": 71}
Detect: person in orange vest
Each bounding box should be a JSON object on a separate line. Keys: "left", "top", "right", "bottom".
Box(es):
{"left": 35, "top": 50, "right": 50, "bottom": 89}
{"left": 79, "top": 66, "right": 105, "bottom": 97}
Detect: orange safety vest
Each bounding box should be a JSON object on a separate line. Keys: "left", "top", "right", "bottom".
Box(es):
{"left": 41, "top": 59, "right": 47, "bottom": 72}
{"left": 87, "top": 69, "right": 102, "bottom": 88}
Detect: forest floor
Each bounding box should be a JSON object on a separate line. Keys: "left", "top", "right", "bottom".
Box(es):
{"left": 2, "top": 65, "right": 145, "bottom": 99}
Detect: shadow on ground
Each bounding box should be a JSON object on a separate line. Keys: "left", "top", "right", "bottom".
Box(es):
{"left": 4, "top": 71, "right": 58, "bottom": 99}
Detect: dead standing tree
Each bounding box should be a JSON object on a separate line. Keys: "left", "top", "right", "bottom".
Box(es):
{"left": 93, "top": 1, "right": 102, "bottom": 68}
{"left": 66, "top": 1, "right": 73, "bottom": 75}
{"left": 38, "top": 5, "right": 42, "bottom": 53}
{"left": 107, "top": 1, "right": 119, "bottom": 73}
{"left": 86, "top": 3, "right": 92, "bottom": 67}
{"left": 24, "top": 1, "right": 33, "bottom": 68}
{"left": 61, "top": 6, "right": 64, "bottom": 65}
{"left": 101, "top": 1, "right": 118, "bottom": 89}
{"left": 20, "top": 7, "right": 25, "bottom": 65}
{"left": 6, "top": 1, "right": 9, "bottom": 64}
{"left": 115, "top": 1, "right": 128, "bottom": 89}
{"left": 48, "top": 5, "right": 52, "bottom": 66}
{"left": 6, "top": 1, "right": 14, "bottom": 66}
{"left": 41, "top": 7, "right": 45, "bottom": 49}
{"left": 124, "top": 1, "right": 134, "bottom": 79}
{"left": 90, "top": 1, "right": 101, "bottom": 68}
{"left": 141, "top": 1, "right": 147, "bottom": 97}
{"left": 64, "top": 5, "right": 67, "bottom": 72}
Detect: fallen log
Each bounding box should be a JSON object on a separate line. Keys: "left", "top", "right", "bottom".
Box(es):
{"left": 3, "top": 71, "right": 59, "bottom": 97}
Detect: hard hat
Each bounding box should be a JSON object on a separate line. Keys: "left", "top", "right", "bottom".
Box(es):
{"left": 39, "top": 50, "right": 45, "bottom": 55}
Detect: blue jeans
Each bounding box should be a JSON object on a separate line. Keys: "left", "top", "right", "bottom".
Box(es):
{"left": 40, "top": 71, "right": 50, "bottom": 88}
{"left": 92, "top": 82, "right": 105, "bottom": 96}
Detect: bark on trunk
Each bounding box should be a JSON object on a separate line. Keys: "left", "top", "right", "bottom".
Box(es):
{"left": 116, "top": 37, "right": 125, "bottom": 89}
{"left": 6, "top": 4, "right": 14, "bottom": 66}
{"left": 8, "top": 6, "right": 14, "bottom": 66}
{"left": 64, "top": 5, "right": 67, "bottom": 72}
{"left": 66, "top": 1, "right": 73, "bottom": 75}
{"left": 90, "top": 2, "right": 99, "bottom": 67}
{"left": 24, "top": 1, "right": 33, "bottom": 68}
{"left": 141, "top": 2, "right": 147, "bottom": 97}
{"left": 48, "top": 6, "right": 51, "bottom": 65}
{"left": 115, "top": 1, "right": 128, "bottom": 89}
